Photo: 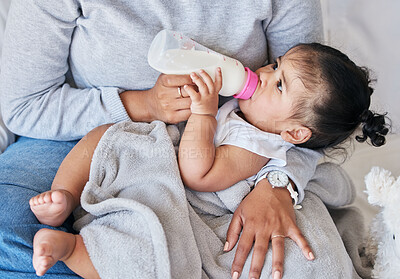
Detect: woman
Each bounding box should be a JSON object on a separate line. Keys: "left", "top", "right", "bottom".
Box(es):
{"left": 0, "top": 1, "right": 357, "bottom": 278}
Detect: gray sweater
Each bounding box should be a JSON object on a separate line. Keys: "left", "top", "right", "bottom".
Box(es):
{"left": 0, "top": 0, "right": 323, "bottom": 201}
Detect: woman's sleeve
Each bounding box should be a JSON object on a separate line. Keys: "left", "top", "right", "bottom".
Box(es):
{"left": 0, "top": 0, "right": 129, "bottom": 140}
{"left": 263, "top": 0, "right": 323, "bottom": 61}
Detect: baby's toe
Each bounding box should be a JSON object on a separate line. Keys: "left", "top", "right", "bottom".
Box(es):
{"left": 43, "top": 192, "right": 52, "bottom": 203}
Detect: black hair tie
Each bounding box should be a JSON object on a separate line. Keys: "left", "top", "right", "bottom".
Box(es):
{"left": 360, "top": 109, "right": 373, "bottom": 123}
{"left": 356, "top": 110, "right": 389, "bottom": 147}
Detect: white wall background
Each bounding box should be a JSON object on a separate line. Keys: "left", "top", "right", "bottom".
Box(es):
{"left": 321, "top": 0, "right": 400, "bottom": 133}
{"left": 321, "top": 0, "right": 400, "bottom": 226}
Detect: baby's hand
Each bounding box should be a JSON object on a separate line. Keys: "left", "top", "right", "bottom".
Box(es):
{"left": 184, "top": 68, "right": 222, "bottom": 117}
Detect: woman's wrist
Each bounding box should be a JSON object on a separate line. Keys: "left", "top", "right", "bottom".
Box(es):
{"left": 257, "top": 180, "right": 293, "bottom": 205}
{"left": 120, "top": 90, "right": 152, "bottom": 122}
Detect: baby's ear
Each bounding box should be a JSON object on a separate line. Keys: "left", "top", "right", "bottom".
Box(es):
{"left": 280, "top": 125, "right": 312, "bottom": 144}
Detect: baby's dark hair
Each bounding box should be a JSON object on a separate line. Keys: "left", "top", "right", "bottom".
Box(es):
{"left": 287, "top": 43, "right": 389, "bottom": 150}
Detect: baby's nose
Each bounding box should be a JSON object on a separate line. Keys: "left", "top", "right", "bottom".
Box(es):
{"left": 259, "top": 73, "right": 269, "bottom": 87}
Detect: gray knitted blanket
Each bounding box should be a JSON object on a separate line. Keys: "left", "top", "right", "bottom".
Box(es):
{"left": 73, "top": 121, "right": 371, "bottom": 279}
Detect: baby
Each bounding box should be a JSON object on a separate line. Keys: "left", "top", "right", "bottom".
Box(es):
{"left": 29, "top": 43, "right": 389, "bottom": 277}
{"left": 178, "top": 42, "right": 389, "bottom": 193}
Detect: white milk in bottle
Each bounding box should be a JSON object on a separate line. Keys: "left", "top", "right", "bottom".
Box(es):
{"left": 148, "top": 30, "right": 258, "bottom": 99}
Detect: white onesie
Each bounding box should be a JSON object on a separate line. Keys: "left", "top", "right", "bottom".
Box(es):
{"left": 214, "top": 99, "right": 294, "bottom": 183}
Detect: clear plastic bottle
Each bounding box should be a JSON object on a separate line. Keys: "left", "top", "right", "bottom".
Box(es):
{"left": 147, "top": 30, "right": 258, "bottom": 99}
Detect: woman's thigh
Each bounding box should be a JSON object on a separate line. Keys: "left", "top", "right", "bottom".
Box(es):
{"left": 0, "top": 137, "right": 80, "bottom": 277}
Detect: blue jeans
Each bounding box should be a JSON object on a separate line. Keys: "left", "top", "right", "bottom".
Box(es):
{"left": 0, "top": 137, "right": 81, "bottom": 278}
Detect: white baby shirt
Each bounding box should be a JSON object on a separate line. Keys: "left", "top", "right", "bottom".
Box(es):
{"left": 214, "top": 99, "right": 294, "bottom": 183}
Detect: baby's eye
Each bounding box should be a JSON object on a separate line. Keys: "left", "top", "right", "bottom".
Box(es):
{"left": 272, "top": 62, "right": 278, "bottom": 71}
{"left": 277, "top": 80, "right": 282, "bottom": 92}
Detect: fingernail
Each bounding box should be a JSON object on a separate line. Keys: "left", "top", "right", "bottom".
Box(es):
{"left": 223, "top": 241, "right": 229, "bottom": 251}
{"left": 191, "top": 73, "right": 196, "bottom": 78}
{"left": 309, "top": 251, "right": 315, "bottom": 260}
{"left": 274, "top": 270, "right": 281, "bottom": 279}
{"left": 232, "top": 271, "right": 239, "bottom": 279}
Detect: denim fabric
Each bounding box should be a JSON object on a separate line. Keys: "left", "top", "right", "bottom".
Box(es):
{"left": 0, "top": 137, "right": 81, "bottom": 278}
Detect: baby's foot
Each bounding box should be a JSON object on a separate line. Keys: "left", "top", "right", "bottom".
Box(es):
{"left": 32, "top": 228, "right": 76, "bottom": 276}
{"left": 29, "top": 190, "right": 74, "bottom": 227}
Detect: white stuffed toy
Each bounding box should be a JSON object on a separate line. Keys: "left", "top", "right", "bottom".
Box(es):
{"left": 364, "top": 167, "right": 400, "bottom": 279}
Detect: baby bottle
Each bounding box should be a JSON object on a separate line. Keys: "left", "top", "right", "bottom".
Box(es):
{"left": 147, "top": 30, "right": 258, "bottom": 99}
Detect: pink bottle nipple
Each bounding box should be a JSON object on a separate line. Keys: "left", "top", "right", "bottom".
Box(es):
{"left": 233, "top": 67, "right": 258, "bottom": 100}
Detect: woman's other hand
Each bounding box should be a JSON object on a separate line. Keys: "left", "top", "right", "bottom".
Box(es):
{"left": 120, "top": 74, "right": 193, "bottom": 123}
{"left": 225, "top": 179, "right": 314, "bottom": 279}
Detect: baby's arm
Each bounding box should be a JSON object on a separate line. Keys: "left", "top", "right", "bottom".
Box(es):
{"left": 178, "top": 70, "right": 268, "bottom": 192}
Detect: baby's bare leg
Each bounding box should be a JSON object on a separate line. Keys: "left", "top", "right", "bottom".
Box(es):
{"left": 33, "top": 228, "right": 99, "bottom": 278}
{"left": 29, "top": 124, "right": 113, "bottom": 226}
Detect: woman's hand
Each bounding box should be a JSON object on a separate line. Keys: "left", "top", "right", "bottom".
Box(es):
{"left": 225, "top": 179, "right": 314, "bottom": 279}
{"left": 120, "top": 74, "right": 193, "bottom": 123}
